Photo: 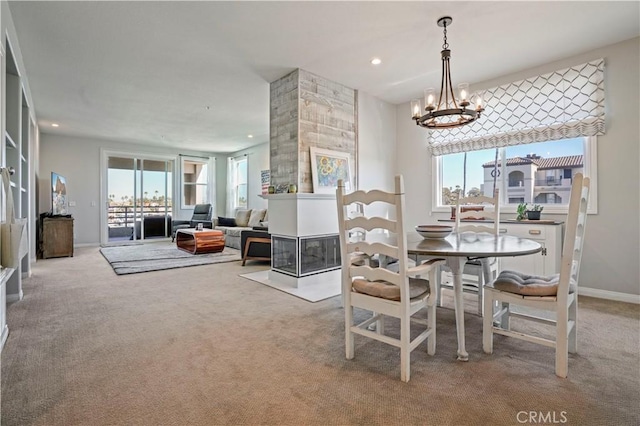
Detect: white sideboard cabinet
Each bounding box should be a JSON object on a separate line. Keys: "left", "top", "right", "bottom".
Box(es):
{"left": 498, "top": 221, "right": 564, "bottom": 276}
{"left": 440, "top": 219, "right": 564, "bottom": 277}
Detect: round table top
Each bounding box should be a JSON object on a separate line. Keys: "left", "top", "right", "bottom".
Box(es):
{"left": 405, "top": 231, "right": 542, "bottom": 258}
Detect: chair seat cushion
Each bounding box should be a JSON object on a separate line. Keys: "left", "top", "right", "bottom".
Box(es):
{"left": 490, "top": 270, "right": 576, "bottom": 296}
{"left": 352, "top": 277, "right": 429, "bottom": 301}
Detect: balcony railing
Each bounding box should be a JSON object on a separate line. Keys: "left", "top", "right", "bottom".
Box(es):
{"left": 108, "top": 205, "right": 171, "bottom": 228}
{"left": 535, "top": 178, "right": 570, "bottom": 186}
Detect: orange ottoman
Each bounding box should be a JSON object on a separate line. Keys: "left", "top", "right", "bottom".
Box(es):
{"left": 176, "top": 229, "right": 225, "bottom": 254}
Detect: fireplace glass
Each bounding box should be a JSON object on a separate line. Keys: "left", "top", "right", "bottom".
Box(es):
{"left": 272, "top": 235, "right": 341, "bottom": 277}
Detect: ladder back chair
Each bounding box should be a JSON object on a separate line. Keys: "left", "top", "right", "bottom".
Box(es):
{"left": 336, "top": 175, "right": 445, "bottom": 382}
{"left": 440, "top": 189, "right": 501, "bottom": 315}
{"left": 483, "top": 173, "right": 590, "bottom": 378}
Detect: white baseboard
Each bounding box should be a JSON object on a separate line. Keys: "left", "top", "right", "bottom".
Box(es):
{"left": 74, "top": 243, "right": 100, "bottom": 248}
{"left": 579, "top": 287, "right": 640, "bottom": 304}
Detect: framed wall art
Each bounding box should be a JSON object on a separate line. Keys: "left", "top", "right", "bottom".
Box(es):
{"left": 309, "top": 147, "right": 352, "bottom": 194}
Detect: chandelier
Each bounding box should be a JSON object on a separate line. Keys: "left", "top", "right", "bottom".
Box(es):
{"left": 411, "top": 16, "right": 485, "bottom": 129}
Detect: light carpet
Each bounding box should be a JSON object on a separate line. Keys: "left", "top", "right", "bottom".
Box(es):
{"left": 2, "top": 247, "right": 639, "bottom": 425}
{"left": 100, "top": 242, "right": 241, "bottom": 274}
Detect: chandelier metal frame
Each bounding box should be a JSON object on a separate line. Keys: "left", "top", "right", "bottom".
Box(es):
{"left": 412, "top": 16, "right": 485, "bottom": 129}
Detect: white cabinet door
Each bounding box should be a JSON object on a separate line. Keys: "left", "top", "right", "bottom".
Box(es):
{"left": 499, "top": 222, "right": 562, "bottom": 276}
{"left": 499, "top": 244, "right": 546, "bottom": 276}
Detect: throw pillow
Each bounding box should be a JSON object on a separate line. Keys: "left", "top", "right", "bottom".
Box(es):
{"left": 235, "top": 209, "right": 252, "bottom": 227}
{"left": 217, "top": 217, "right": 237, "bottom": 227}
{"left": 248, "top": 209, "right": 267, "bottom": 227}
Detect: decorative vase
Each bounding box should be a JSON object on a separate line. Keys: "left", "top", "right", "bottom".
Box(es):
{"left": 288, "top": 184, "right": 297, "bottom": 193}
{"left": 268, "top": 185, "right": 275, "bottom": 194}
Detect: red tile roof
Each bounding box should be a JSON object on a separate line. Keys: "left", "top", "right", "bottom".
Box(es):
{"left": 483, "top": 155, "right": 583, "bottom": 169}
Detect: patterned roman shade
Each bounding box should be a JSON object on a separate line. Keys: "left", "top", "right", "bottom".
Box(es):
{"left": 428, "top": 59, "right": 605, "bottom": 155}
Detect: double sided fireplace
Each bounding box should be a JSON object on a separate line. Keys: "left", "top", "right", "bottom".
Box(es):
{"left": 261, "top": 193, "right": 343, "bottom": 299}
{"left": 272, "top": 235, "right": 341, "bottom": 277}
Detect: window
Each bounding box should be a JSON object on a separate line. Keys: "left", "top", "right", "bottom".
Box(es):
{"left": 234, "top": 158, "right": 248, "bottom": 209}
{"left": 226, "top": 156, "right": 248, "bottom": 214}
{"left": 181, "top": 157, "right": 213, "bottom": 208}
{"left": 434, "top": 136, "right": 597, "bottom": 213}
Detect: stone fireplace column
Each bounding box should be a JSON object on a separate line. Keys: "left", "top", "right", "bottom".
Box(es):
{"left": 260, "top": 69, "right": 357, "bottom": 300}
{"left": 270, "top": 68, "right": 357, "bottom": 193}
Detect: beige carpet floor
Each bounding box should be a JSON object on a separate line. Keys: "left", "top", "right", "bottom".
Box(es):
{"left": 1, "top": 246, "right": 638, "bottom": 425}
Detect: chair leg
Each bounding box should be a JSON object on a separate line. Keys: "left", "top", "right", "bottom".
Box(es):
{"left": 483, "top": 292, "right": 494, "bottom": 354}
{"left": 500, "top": 302, "right": 510, "bottom": 330}
{"left": 345, "top": 305, "right": 354, "bottom": 360}
{"left": 377, "top": 315, "right": 385, "bottom": 335}
{"left": 436, "top": 266, "right": 443, "bottom": 307}
{"left": 400, "top": 315, "right": 410, "bottom": 382}
{"left": 477, "top": 270, "right": 484, "bottom": 316}
{"left": 556, "top": 306, "right": 569, "bottom": 378}
{"left": 569, "top": 298, "right": 577, "bottom": 354}
{"left": 427, "top": 300, "right": 436, "bottom": 356}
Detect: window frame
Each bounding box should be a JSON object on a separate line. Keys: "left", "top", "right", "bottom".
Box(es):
{"left": 431, "top": 136, "right": 598, "bottom": 215}
{"left": 232, "top": 157, "right": 248, "bottom": 210}
{"left": 180, "top": 156, "right": 215, "bottom": 209}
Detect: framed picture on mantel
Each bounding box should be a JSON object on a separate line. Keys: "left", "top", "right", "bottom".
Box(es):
{"left": 309, "top": 147, "right": 352, "bottom": 194}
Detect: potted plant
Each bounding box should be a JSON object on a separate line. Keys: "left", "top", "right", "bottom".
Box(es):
{"left": 516, "top": 203, "right": 528, "bottom": 221}
{"left": 526, "top": 204, "right": 544, "bottom": 220}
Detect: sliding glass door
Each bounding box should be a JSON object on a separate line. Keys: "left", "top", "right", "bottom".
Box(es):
{"left": 104, "top": 154, "right": 173, "bottom": 244}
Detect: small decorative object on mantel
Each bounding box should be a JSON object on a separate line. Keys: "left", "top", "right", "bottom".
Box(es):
{"left": 526, "top": 204, "right": 544, "bottom": 220}
{"left": 267, "top": 185, "right": 275, "bottom": 194}
{"left": 276, "top": 183, "right": 290, "bottom": 194}
{"left": 288, "top": 183, "right": 297, "bottom": 193}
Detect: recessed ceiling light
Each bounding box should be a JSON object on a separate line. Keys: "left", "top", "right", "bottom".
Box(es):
{"left": 51, "top": 123, "right": 59, "bottom": 127}
{"left": 370, "top": 58, "right": 382, "bottom": 65}
{"left": 248, "top": 134, "right": 253, "bottom": 138}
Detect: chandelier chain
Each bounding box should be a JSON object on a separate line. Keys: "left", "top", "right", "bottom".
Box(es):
{"left": 442, "top": 24, "right": 449, "bottom": 50}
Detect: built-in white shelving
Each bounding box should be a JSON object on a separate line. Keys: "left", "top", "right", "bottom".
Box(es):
{"left": 2, "top": 35, "right": 33, "bottom": 350}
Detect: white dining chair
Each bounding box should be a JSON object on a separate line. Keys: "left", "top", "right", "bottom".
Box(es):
{"left": 336, "top": 175, "right": 445, "bottom": 382}
{"left": 483, "top": 173, "right": 590, "bottom": 378}
{"left": 438, "top": 189, "right": 501, "bottom": 315}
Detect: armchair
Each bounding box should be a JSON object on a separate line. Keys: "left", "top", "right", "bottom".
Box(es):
{"left": 171, "top": 204, "right": 213, "bottom": 241}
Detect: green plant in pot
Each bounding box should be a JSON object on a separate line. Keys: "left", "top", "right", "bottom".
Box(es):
{"left": 516, "top": 203, "right": 528, "bottom": 221}
{"left": 526, "top": 204, "right": 544, "bottom": 220}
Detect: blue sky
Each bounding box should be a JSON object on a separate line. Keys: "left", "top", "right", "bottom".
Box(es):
{"left": 108, "top": 169, "right": 172, "bottom": 203}
{"left": 442, "top": 137, "right": 584, "bottom": 190}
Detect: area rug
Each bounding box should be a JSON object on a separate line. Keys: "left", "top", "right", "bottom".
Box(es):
{"left": 100, "top": 242, "right": 241, "bottom": 275}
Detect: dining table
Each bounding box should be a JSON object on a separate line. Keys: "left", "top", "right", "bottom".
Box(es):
{"left": 373, "top": 231, "right": 543, "bottom": 361}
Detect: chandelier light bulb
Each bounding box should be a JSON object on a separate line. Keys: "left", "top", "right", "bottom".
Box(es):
{"left": 475, "top": 91, "right": 485, "bottom": 111}
{"left": 425, "top": 88, "right": 436, "bottom": 110}
{"left": 458, "top": 83, "right": 469, "bottom": 106}
{"left": 411, "top": 99, "right": 422, "bottom": 119}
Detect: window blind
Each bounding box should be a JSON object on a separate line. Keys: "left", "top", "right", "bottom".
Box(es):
{"left": 428, "top": 59, "right": 605, "bottom": 156}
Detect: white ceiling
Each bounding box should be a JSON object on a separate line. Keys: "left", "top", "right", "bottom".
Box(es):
{"left": 8, "top": 1, "right": 640, "bottom": 153}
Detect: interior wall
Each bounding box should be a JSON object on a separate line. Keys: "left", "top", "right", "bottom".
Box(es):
{"left": 357, "top": 91, "right": 397, "bottom": 219}
{"left": 396, "top": 37, "right": 640, "bottom": 298}
{"left": 39, "top": 133, "right": 224, "bottom": 245}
